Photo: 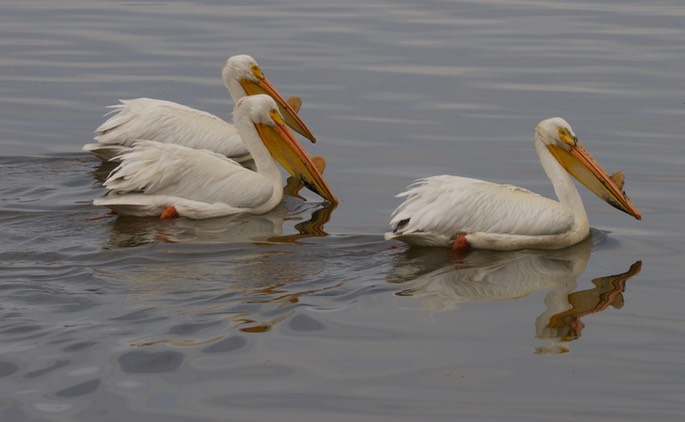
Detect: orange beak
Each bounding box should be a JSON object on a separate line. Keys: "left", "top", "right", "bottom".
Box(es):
{"left": 255, "top": 115, "right": 336, "bottom": 204}
{"left": 240, "top": 74, "right": 317, "bottom": 143}
{"left": 548, "top": 140, "right": 641, "bottom": 220}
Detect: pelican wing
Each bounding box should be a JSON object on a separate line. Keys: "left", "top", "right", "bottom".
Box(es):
{"left": 93, "top": 98, "right": 249, "bottom": 159}
{"left": 102, "top": 141, "right": 273, "bottom": 209}
{"left": 389, "top": 175, "right": 576, "bottom": 242}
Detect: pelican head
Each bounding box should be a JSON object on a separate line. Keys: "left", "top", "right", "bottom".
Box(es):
{"left": 222, "top": 55, "right": 317, "bottom": 143}
{"left": 535, "top": 117, "right": 641, "bottom": 220}
{"left": 235, "top": 94, "right": 336, "bottom": 204}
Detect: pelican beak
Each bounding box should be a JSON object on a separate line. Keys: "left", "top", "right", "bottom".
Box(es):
{"left": 548, "top": 139, "right": 642, "bottom": 220}
{"left": 255, "top": 112, "right": 337, "bottom": 204}
{"left": 240, "top": 67, "right": 317, "bottom": 143}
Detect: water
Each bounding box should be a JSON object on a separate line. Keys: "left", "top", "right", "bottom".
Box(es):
{"left": 1, "top": 1, "right": 684, "bottom": 420}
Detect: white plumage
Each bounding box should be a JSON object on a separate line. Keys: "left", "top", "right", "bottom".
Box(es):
{"left": 96, "top": 142, "right": 275, "bottom": 218}
{"left": 386, "top": 117, "right": 641, "bottom": 250}
{"left": 83, "top": 55, "right": 315, "bottom": 162}
{"left": 389, "top": 176, "right": 576, "bottom": 247}
{"left": 87, "top": 98, "right": 246, "bottom": 161}
{"left": 94, "top": 95, "right": 334, "bottom": 219}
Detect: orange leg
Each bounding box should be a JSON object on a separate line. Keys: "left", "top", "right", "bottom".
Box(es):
{"left": 452, "top": 233, "right": 470, "bottom": 250}
{"left": 160, "top": 205, "right": 179, "bottom": 220}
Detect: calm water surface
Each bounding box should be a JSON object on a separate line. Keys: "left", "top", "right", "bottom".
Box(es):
{"left": 1, "top": 1, "right": 684, "bottom": 421}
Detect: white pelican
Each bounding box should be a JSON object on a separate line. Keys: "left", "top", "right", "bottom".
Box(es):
{"left": 385, "top": 117, "right": 642, "bottom": 250}
{"left": 82, "top": 55, "right": 316, "bottom": 162}
{"left": 93, "top": 94, "right": 336, "bottom": 219}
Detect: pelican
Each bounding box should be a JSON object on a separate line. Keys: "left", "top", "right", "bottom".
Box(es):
{"left": 93, "top": 94, "right": 336, "bottom": 219}
{"left": 385, "top": 117, "right": 641, "bottom": 250}
{"left": 82, "top": 55, "right": 316, "bottom": 162}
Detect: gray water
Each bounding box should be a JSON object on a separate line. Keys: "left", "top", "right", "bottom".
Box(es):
{"left": 1, "top": 1, "right": 684, "bottom": 421}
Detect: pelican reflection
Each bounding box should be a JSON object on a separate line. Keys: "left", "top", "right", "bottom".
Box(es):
{"left": 387, "top": 235, "right": 642, "bottom": 354}
{"left": 101, "top": 198, "right": 334, "bottom": 248}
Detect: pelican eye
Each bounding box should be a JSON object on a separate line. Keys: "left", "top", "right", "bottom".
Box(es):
{"left": 557, "top": 127, "right": 577, "bottom": 147}
{"left": 251, "top": 64, "right": 265, "bottom": 80}
{"left": 269, "top": 108, "right": 284, "bottom": 125}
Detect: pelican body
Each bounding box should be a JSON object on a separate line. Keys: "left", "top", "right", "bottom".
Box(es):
{"left": 83, "top": 55, "right": 316, "bottom": 162}
{"left": 386, "top": 118, "right": 641, "bottom": 251}
{"left": 94, "top": 95, "right": 335, "bottom": 219}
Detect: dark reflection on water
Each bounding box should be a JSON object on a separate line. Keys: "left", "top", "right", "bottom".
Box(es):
{"left": 54, "top": 379, "right": 101, "bottom": 398}
{"left": 118, "top": 350, "right": 184, "bottom": 374}
{"left": 387, "top": 233, "right": 642, "bottom": 354}
{"left": 0, "top": 362, "right": 19, "bottom": 378}
{"left": 25, "top": 360, "right": 70, "bottom": 379}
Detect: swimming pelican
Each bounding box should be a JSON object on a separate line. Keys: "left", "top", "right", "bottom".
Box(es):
{"left": 82, "top": 55, "right": 316, "bottom": 162}
{"left": 93, "top": 95, "right": 336, "bottom": 219}
{"left": 385, "top": 117, "right": 641, "bottom": 250}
